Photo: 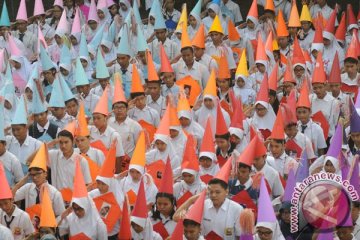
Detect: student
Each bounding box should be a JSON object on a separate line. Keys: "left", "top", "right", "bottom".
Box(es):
{"left": 351, "top": 201, "right": 360, "bottom": 238}
{"left": 0, "top": 163, "right": 35, "bottom": 240}
{"left": 188, "top": 0, "right": 202, "bottom": 39}
{"left": 13, "top": 144, "right": 65, "bottom": 218}
{"left": 65, "top": 98, "right": 79, "bottom": 118}
{"left": 183, "top": 219, "right": 205, "bottom": 240}
{"left": 322, "top": 124, "right": 343, "bottom": 175}
{"left": 276, "top": 10, "right": 291, "bottom": 57}
{"left": 163, "top": 0, "right": 180, "bottom": 31}
{"left": 0, "top": 224, "right": 13, "bottom": 240}
{"left": 298, "top": 5, "right": 314, "bottom": 50}
{"left": 159, "top": 46, "right": 180, "bottom": 98}
{"left": 310, "top": 0, "right": 334, "bottom": 20}
{"left": 168, "top": 106, "right": 187, "bottom": 159}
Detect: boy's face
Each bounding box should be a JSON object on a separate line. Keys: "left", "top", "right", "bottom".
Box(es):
{"left": 134, "top": 95, "right": 146, "bottom": 109}
{"left": 98, "top": 78, "right": 109, "bottom": 90}
{"left": 75, "top": 136, "right": 90, "bottom": 152}
{"left": 34, "top": 112, "right": 48, "bottom": 127}
{"left": 285, "top": 125, "right": 298, "bottom": 138}
{"left": 215, "top": 138, "right": 228, "bottom": 150}
{"left": 296, "top": 107, "right": 311, "bottom": 123}
{"left": 237, "top": 166, "right": 250, "bottom": 184}
{"left": 312, "top": 83, "right": 326, "bottom": 99}
{"left": 329, "top": 83, "right": 341, "bottom": 95}
{"left": 77, "top": 84, "right": 91, "bottom": 97}
{"left": 0, "top": 199, "right": 13, "bottom": 215}
{"left": 116, "top": 54, "right": 130, "bottom": 68}
{"left": 147, "top": 82, "right": 161, "bottom": 99}
{"left": 93, "top": 113, "right": 107, "bottom": 129}
{"left": 301, "top": 21, "right": 311, "bottom": 32}
{"left": 162, "top": 72, "right": 175, "bottom": 87}
{"left": 66, "top": 100, "right": 79, "bottom": 117}
{"left": 253, "top": 155, "right": 266, "bottom": 170}
{"left": 278, "top": 36, "right": 289, "bottom": 48}
{"left": 281, "top": 209, "right": 291, "bottom": 224}
{"left": 193, "top": 46, "right": 204, "bottom": 59}
{"left": 209, "top": 32, "right": 222, "bottom": 44}
{"left": 184, "top": 224, "right": 201, "bottom": 240}
{"left": 344, "top": 62, "right": 358, "bottom": 76}
{"left": 208, "top": 183, "right": 228, "bottom": 207}
{"left": 51, "top": 107, "right": 65, "bottom": 119}
{"left": 155, "top": 29, "right": 167, "bottom": 42}
{"left": 351, "top": 203, "right": 360, "bottom": 224}
{"left": 269, "top": 140, "right": 285, "bottom": 158}
{"left": 0, "top": 142, "right": 6, "bottom": 156}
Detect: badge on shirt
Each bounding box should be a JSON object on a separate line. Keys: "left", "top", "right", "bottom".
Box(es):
{"left": 225, "top": 227, "right": 233, "bottom": 236}
{"left": 13, "top": 227, "right": 22, "bottom": 235}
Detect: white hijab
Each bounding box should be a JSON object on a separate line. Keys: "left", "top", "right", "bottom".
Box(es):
{"left": 251, "top": 101, "right": 276, "bottom": 131}
{"left": 131, "top": 216, "right": 155, "bottom": 240}
{"left": 10, "top": 55, "right": 32, "bottom": 84}
{"left": 255, "top": 222, "right": 285, "bottom": 240}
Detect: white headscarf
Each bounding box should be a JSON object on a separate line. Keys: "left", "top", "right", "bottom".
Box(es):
{"left": 255, "top": 222, "right": 285, "bottom": 240}
{"left": 131, "top": 217, "right": 156, "bottom": 240}
{"left": 323, "top": 156, "right": 341, "bottom": 175}
{"left": 251, "top": 101, "right": 276, "bottom": 131}
{"left": 180, "top": 169, "right": 206, "bottom": 194}
{"left": 119, "top": 0, "right": 131, "bottom": 19}
{"left": 10, "top": 55, "right": 32, "bottom": 84}
{"left": 96, "top": 176, "right": 125, "bottom": 206}
{"left": 199, "top": 151, "right": 220, "bottom": 177}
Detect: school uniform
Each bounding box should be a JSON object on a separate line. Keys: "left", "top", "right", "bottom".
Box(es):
{"left": 151, "top": 215, "right": 177, "bottom": 239}
{"left": 0, "top": 224, "right": 13, "bottom": 240}
{"left": 228, "top": 178, "right": 258, "bottom": 202}
{"left": 89, "top": 125, "right": 125, "bottom": 157}
{"left": 108, "top": 116, "right": 142, "bottom": 157}
{"left": 285, "top": 131, "right": 316, "bottom": 159}
{"left": 297, "top": 120, "right": 327, "bottom": 156}
{"left": 171, "top": 59, "right": 210, "bottom": 89}
{"left": 334, "top": 91, "right": 351, "bottom": 119}
{"left": 48, "top": 150, "right": 92, "bottom": 190}
{"left": 28, "top": 121, "right": 60, "bottom": 143}
{"left": 149, "top": 38, "right": 179, "bottom": 64}
{"left": 299, "top": 29, "right": 315, "bottom": 50}
{"left": 48, "top": 113, "right": 75, "bottom": 130}
{"left": 74, "top": 147, "right": 105, "bottom": 166}
{"left": 6, "top": 135, "right": 42, "bottom": 166}
{"left": 146, "top": 95, "right": 167, "bottom": 118}
{"left": 310, "top": 4, "right": 333, "bottom": 20}
{"left": 128, "top": 106, "right": 161, "bottom": 127}
{"left": 195, "top": 53, "right": 218, "bottom": 73}
{"left": 205, "top": 42, "right": 237, "bottom": 70}
{"left": 0, "top": 151, "right": 24, "bottom": 186}
{"left": 78, "top": 92, "right": 100, "bottom": 117}
{"left": 90, "top": 84, "right": 114, "bottom": 99}
{"left": 14, "top": 182, "right": 65, "bottom": 217}
{"left": 0, "top": 206, "right": 35, "bottom": 240}
{"left": 221, "top": 0, "right": 243, "bottom": 24}
{"left": 268, "top": 152, "right": 298, "bottom": 178}
{"left": 202, "top": 198, "right": 243, "bottom": 239}
{"left": 161, "top": 84, "right": 180, "bottom": 99}
{"left": 12, "top": 30, "right": 36, "bottom": 57}
{"left": 340, "top": 72, "right": 360, "bottom": 98}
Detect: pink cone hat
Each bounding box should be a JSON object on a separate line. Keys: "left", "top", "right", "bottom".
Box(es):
{"left": 16, "top": 0, "right": 28, "bottom": 22}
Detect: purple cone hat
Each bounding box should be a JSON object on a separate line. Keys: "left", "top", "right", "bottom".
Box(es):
{"left": 257, "top": 176, "right": 277, "bottom": 223}
{"left": 283, "top": 168, "right": 296, "bottom": 202}
{"left": 326, "top": 124, "right": 343, "bottom": 161}
{"left": 350, "top": 102, "right": 360, "bottom": 133}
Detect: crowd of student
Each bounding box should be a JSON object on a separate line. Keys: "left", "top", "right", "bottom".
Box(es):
{"left": 0, "top": 0, "right": 359, "bottom": 239}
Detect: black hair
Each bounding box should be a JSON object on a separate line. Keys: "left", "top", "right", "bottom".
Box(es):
{"left": 112, "top": 101, "right": 128, "bottom": 109}
{"left": 183, "top": 219, "right": 201, "bottom": 227}
{"left": 208, "top": 178, "right": 228, "bottom": 190}
{"left": 238, "top": 162, "right": 251, "bottom": 171}
{"left": 130, "top": 92, "right": 145, "bottom": 99}
{"left": 269, "top": 89, "right": 280, "bottom": 114}
{"left": 151, "top": 192, "right": 176, "bottom": 221}
{"left": 271, "top": 139, "right": 286, "bottom": 144}
{"left": 65, "top": 98, "right": 78, "bottom": 106}
{"left": 58, "top": 129, "right": 74, "bottom": 142}
{"left": 215, "top": 132, "right": 230, "bottom": 140}
{"left": 181, "top": 46, "right": 194, "bottom": 53}
{"left": 146, "top": 80, "right": 162, "bottom": 85}
{"left": 11, "top": 124, "right": 27, "bottom": 127}
{"left": 344, "top": 57, "right": 358, "bottom": 64}
{"left": 285, "top": 122, "right": 297, "bottom": 128}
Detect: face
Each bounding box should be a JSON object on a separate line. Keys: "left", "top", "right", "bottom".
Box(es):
{"left": 34, "top": 112, "right": 48, "bottom": 127}
{"left": 70, "top": 35, "right": 78, "bottom": 46}
{"left": 281, "top": 209, "right": 291, "bottom": 223}
{"left": 134, "top": 95, "right": 146, "bottom": 109}
{"left": 323, "top": 38, "right": 331, "bottom": 47}
{"left": 344, "top": 62, "right": 358, "bottom": 76}
{"left": 113, "top": 102, "right": 127, "bottom": 119}
{"left": 51, "top": 107, "right": 65, "bottom": 119}
{"left": 97, "top": 9, "right": 105, "bottom": 20}
{"left": 255, "top": 103, "right": 267, "bottom": 117}
{"left": 53, "top": 6, "right": 63, "bottom": 18}
{"left": 66, "top": 100, "right": 79, "bottom": 117}
{"left": 120, "top": 3, "right": 128, "bottom": 11}
{"left": 351, "top": 204, "right": 360, "bottom": 224}
{"left": 11, "top": 125, "right": 27, "bottom": 141}
{"left": 256, "top": 226, "right": 273, "bottom": 240}
{"left": 155, "top": 140, "right": 167, "bottom": 152}
{"left": 329, "top": 83, "right": 341, "bottom": 95}
{"left": 149, "top": 16, "right": 155, "bottom": 25}
{"left": 75, "top": 136, "right": 90, "bottom": 152}
{"left": 58, "top": 135, "right": 73, "bottom": 155}
{"left": 209, "top": 32, "right": 222, "bottom": 44}
{"left": 207, "top": 9, "right": 216, "bottom": 18}
{"left": 179, "top": 117, "right": 190, "bottom": 127}
{"left": 236, "top": 77, "right": 246, "bottom": 88}
{"left": 296, "top": 107, "right": 311, "bottom": 123}
{"left": 88, "top": 20, "right": 98, "bottom": 30}
{"left": 54, "top": 34, "right": 63, "bottom": 45}
{"left": 285, "top": 125, "right": 298, "bottom": 138}
{"left": 169, "top": 129, "right": 179, "bottom": 139}
{"left": 288, "top": 27, "right": 298, "bottom": 36}
{"left": 0, "top": 142, "right": 5, "bottom": 156}
{"left": 199, "top": 157, "right": 213, "bottom": 169}
{"left": 77, "top": 84, "right": 91, "bottom": 97}
{"left": 230, "top": 134, "right": 241, "bottom": 145}
{"left": 0, "top": 199, "right": 13, "bottom": 215}
{"left": 155, "top": 29, "right": 167, "bottom": 41}
{"left": 247, "top": 19, "right": 255, "bottom": 29}
{"left": 147, "top": 83, "right": 161, "bottom": 98}
{"left": 29, "top": 169, "right": 47, "bottom": 186}
{"left": 269, "top": 94, "right": 276, "bottom": 105}
{"left": 312, "top": 83, "right": 326, "bottom": 99}
{"left": 184, "top": 224, "right": 201, "bottom": 240}
{"left": 162, "top": 72, "right": 175, "bottom": 87}
{"left": 301, "top": 21, "right": 311, "bottom": 32}
{"left": 156, "top": 197, "right": 173, "bottom": 216}
{"left": 131, "top": 222, "right": 144, "bottom": 233}
{"left": 208, "top": 183, "right": 228, "bottom": 207}
{"left": 43, "top": 70, "right": 55, "bottom": 83}
{"left": 215, "top": 138, "right": 229, "bottom": 151}
{"left": 101, "top": 45, "right": 109, "bottom": 53}
{"left": 96, "top": 180, "right": 109, "bottom": 194}
{"left": 116, "top": 54, "right": 130, "bottom": 68}
{"left": 336, "top": 227, "right": 354, "bottom": 240}
{"left": 237, "top": 166, "right": 250, "bottom": 184}
{"left": 16, "top": 20, "right": 27, "bottom": 32}
{"left": 109, "top": 4, "right": 118, "bottom": 16}
{"left": 9, "top": 60, "right": 21, "bottom": 69}
{"left": 278, "top": 36, "right": 289, "bottom": 48}
{"left": 217, "top": 79, "right": 230, "bottom": 91}
{"left": 60, "top": 67, "right": 69, "bottom": 76}
{"left": 256, "top": 63, "right": 266, "bottom": 73}
{"left": 294, "top": 66, "right": 305, "bottom": 79}
{"left": 93, "top": 113, "right": 107, "bottom": 129}
{"left": 129, "top": 168, "right": 142, "bottom": 182}
{"left": 324, "top": 160, "right": 336, "bottom": 173}
{"left": 203, "top": 98, "right": 214, "bottom": 109}
{"left": 72, "top": 202, "right": 85, "bottom": 218}
{"left": 269, "top": 140, "right": 285, "bottom": 158}
{"left": 98, "top": 78, "right": 109, "bottom": 90}
{"left": 182, "top": 172, "right": 195, "bottom": 185}
{"left": 181, "top": 48, "right": 194, "bottom": 66}
{"left": 351, "top": 132, "right": 360, "bottom": 145}
{"left": 25, "top": 87, "right": 33, "bottom": 101}
{"left": 193, "top": 46, "right": 204, "bottom": 59}
{"left": 4, "top": 100, "right": 11, "bottom": 110}
{"left": 253, "top": 156, "right": 266, "bottom": 170}
{"left": 189, "top": 15, "right": 197, "bottom": 28}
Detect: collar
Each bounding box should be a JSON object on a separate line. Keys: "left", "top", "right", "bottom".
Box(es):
{"left": 4, "top": 205, "right": 20, "bottom": 218}
{"left": 208, "top": 198, "right": 229, "bottom": 211}
{"left": 235, "top": 178, "right": 253, "bottom": 189}
{"left": 275, "top": 152, "right": 287, "bottom": 160}
{"left": 92, "top": 125, "right": 111, "bottom": 136}
{"left": 37, "top": 121, "right": 50, "bottom": 132}
{"left": 12, "top": 135, "right": 31, "bottom": 146}
{"left": 147, "top": 95, "right": 164, "bottom": 105}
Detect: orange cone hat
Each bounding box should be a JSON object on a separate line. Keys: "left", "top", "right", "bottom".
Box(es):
{"left": 0, "top": 163, "right": 12, "bottom": 199}
{"left": 228, "top": 20, "right": 240, "bottom": 42}
{"left": 72, "top": 159, "right": 88, "bottom": 199}
{"left": 217, "top": 54, "right": 231, "bottom": 79}
{"left": 256, "top": 34, "right": 267, "bottom": 63}
{"left": 335, "top": 13, "right": 346, "bottom": 43}
{"left": 171, "top": 220, "right": 184, "bottom": 240}
{"left": 159, "top": 158, "right": 173, "bottom": 194}
{"left": 269, "top": 110, "right": 285, "bottom": 140}
{"left": 277, "top": 10, "right": 289, "bottom": 37}
{"left": 181, "top": 21, "right": 192, "bottom": 49}
{"left": 247, "top": 0, "right": 258, "bottom": 21}
{"left": 323, "top": 9, "right": 337, "bottom": 40}
{"left": 230, "top": 97, "right": 244, "bottom": 130}
{"left": 288, "top": 0, "right": 301, "bottom": 27}
{"left": 112, "top": 72, "right": 127, "bottom": 104}
{"left": 237, "top": 135, "right": 266, "bottom": 167}
{"left": 345, "top": 32, "right": 359, "bottom": 61}
{"left": 129, "top": 132, "right": 146, "bottom": 171}
{"left": 312, "top": 18, "right": 324, "bottom": 45}
{"left": 177, "top": 92, "right": 191, "bottom": 118}
{"left": 192, "top": 24, "right": 205, "bottom": 49}
{"left": 181, "top": 135, "right": 200, "bottom": 173}
{"left": 283, "top": 60, "right": 296, "bottom": 84}
{"left": 296, "top": 80, "right": 311, "bottom": 109}
{"left": 328, "top": 52, "right": 341, "bottom": 84}
{"left": 155, "top": 104, "right": 170, "bottom": 137}
{"left": 292, "top": 37, "right": 305, "bottom": 67}
{"left": 29, "top": 143, "right": 49, "bottom": 171}
{"left": 76, "top": 102, "right": 90, "bottom": 137}
{"left": 131, "top": 178, "right": 148, "bottom": 218}
{"left": 214, "top": 156, "right": 232, "bottom": 183}
{"left": 93, "top": 86, "right": 109, "bottom": 116}
{"left": 268, "top": 63, "right": 278, "bottom": 91}
{"left": 130, "top": 64, "right": 144, "bottom": 94}
{"left": 311, "top": 52, "right": 326, "bottom": 84}
{"left": 98, "top": 141, "right": 116, "bottom": 178}
{"left": 119, "top": 200, "right": 132, "bottom": 239}
{"left": 39, "top": 187, "right": 57, "bottom": 228}
{"left": 147, "top": 50, "right": 160, "bottom": 81}
{"left": 264, "top": 0, "right": 275, "bottom": 12}
{"left": 169, "top": 105, "right": 181, "bottom": 130}
{"left": 185, "top": 190, "right": 206, "bottom": 224}
{"left": 160, "top": 44, "right": 174, "bottom": 73}
{"left": 256, "top": 74, "right": 269, "bottom": 103}
{"left": 203, "top": 69, "right": 217, "bottom": 97}
{"left": 265, "top": 31, "right": 274, "bottom": 53}
{"left": 200, "top": 118, "right": 216, "bottom": 154}
{"left": 347, "top": 4, "right": 358, "bottom": 30}
{"left": 216, "top": 102, "right": 229, "bottom": 136}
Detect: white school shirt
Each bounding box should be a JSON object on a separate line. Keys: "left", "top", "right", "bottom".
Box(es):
{"left": 89, "top": 125, "right": 125, "bottom": 157}
{"left": 150, "top": 214, "right": 177, "bottom": 237}
{"left": 14, "top": 182, "right": 65, "bottom": 217}
{"left": 0, "top": 224, "right": 13, "bottom": 240}
{"left": 195, "top": 54, "right": 218, "bottom": 73}
{"left": 48, "top": 113, "right": 75, "bottom": 130}
{"left": 310, "top": 4, "right": 333, "bottom": 20}
{"left": 128, "top": 106, "right": 161, "bottom": 127}
{"left": 299, "top": 29, "right": 315, "bottom": 50}
{"left": 0, "top": 151, "right": 24, "bottom": 185}
{"left": 108, "top": 116, "right": 142, "bottom": 157}
{"left": 0, "top": 207, "right": 35, "bottom": 240}
{"left": 221, "top": 0, "right": 243, "bottom": 23}
{"left": 268, "top": 152, "right": 298, "bottom": 177}
{"left": 48, "top": 150, "right": 92, "bottom": 190}
{"left": 171, "top": 59, "right": 210, "bottom": 89}
{"left": 310, "top": 93, "right": 340, "bottom": 138}
{"left": 334, "top": 91, "right": 351, "bottom": 120}
{"left": 11, "top": 30, "right": 36, "bottom": 57}
{"left": 78, "top": 92, "right": 100, "bottom": 115}
{"left": 146, "top": 95, "right": 167, "bottom": 118}
{"left": 6, "top": 135, "right": 42, "bottom": 165}
{"left": 286, "top": 131, "right": 316, "bottom": 159}
{"left": 74, "top": 147, "right": 105, "bottom": 166}
{"left": 149, "top": 38, "right": 179, "bottom": 63}
{"left": 205, "top": 42, "right": 237, "bottom": 70}
{"left": 297, "top": 120, "right": 327, "bottom": 157}
{"left": 202, "top": 198, "right": 243, "bottom": 239}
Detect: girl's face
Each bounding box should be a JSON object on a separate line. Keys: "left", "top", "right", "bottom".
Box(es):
{"left": 55, "top": 35, "right": 63, "bottom": 45}
{"left": 101, "top": 45, "right": 110, "bottom": 53}
{"left": 247, "top": 19, "right": 255, "bottom": 29}
{"left": 324, "top": 160, "right": 336, "bottom": 173}
{"left": 236, "top": 77, "right": 245, "bottom": 88}
{"left": 97, "top": 10, "right": 105, "bottom": 20}
{"left": 204, "top": 98, "right": 214, "bottom": 109}
{"left": 156, "top": 197, "right": 173, "bottom": 217}
{"left": 217, "top": 79, "right": 230, "bottom": 91}
{"left": 131, "top": 222, "right": 144, "bottom": 233}
{"left": 255, "top": 103, "right": 267, "bottom": 117}
{"left": 60, "top": 67, "right": 69, "bottom": 76}
{"left": 256, "top": 63, "right": 266, "bottom": 73}
{"left": 149, "top": 16, "right": 155, "bottom": 25}
{"left": 199, "top": 157, "right": 212, "bottom": 169}
{"left": 155, "top": 140, "right": 167, "bottom": 152}
{"left": 88, "top": 20, "right": 98, "bottom": 30}
{"left": 53, "top": 6, "right": 63, "bottom": 18}
{"left": 96, "top": 180, "right": 109, "bottom": 194}
{"left": 120, "top": 3, "right": 128, "bottom": 11}
{"left": 189, "top": 15, "right": 197, "bottom": 28}
{"left": 208, "top": 9, "right": 216, "bottom": 18}
{"left": 129, "top": 168, "right": 142, "bottom": 182}
{"left": 182, "top": 172, "right": 195, "bottom": 185}
{"left": 80, "top": 58, "right": 88, "bottom": 68}
{"left": 25, "top": 88, "right": 33, "bottom": 101}
{"left": 4, "top": 100, "right": 12, "bottom": 110}
{"left": 70, "top": 35, "right": 78, "bottom": 46}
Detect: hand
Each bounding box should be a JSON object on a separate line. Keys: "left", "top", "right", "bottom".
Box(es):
{"left": 46, "top": 138, "right": 59, "bottom": 148}
{"left": 116, "top": 170, "right": 129, "bottom": 179}
{"left": 60, "top": 206, "right": 73, "bottom": 221}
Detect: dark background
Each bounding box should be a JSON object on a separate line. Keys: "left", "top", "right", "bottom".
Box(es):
{"left": 3, "top": 0, "right": 359, "bottom": 22}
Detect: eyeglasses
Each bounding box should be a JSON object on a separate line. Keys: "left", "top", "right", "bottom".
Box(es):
{"left": 29, "top": 172, "right": 44, "bottom": 178}
{"left": 255, "top": 107, "right": 267, "bottom": 112}
{"left": 72, "top": 206, "right": 84, "bottom": 212}
{"left": 257, "top": 230, "right": 273, "bottom": 236}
